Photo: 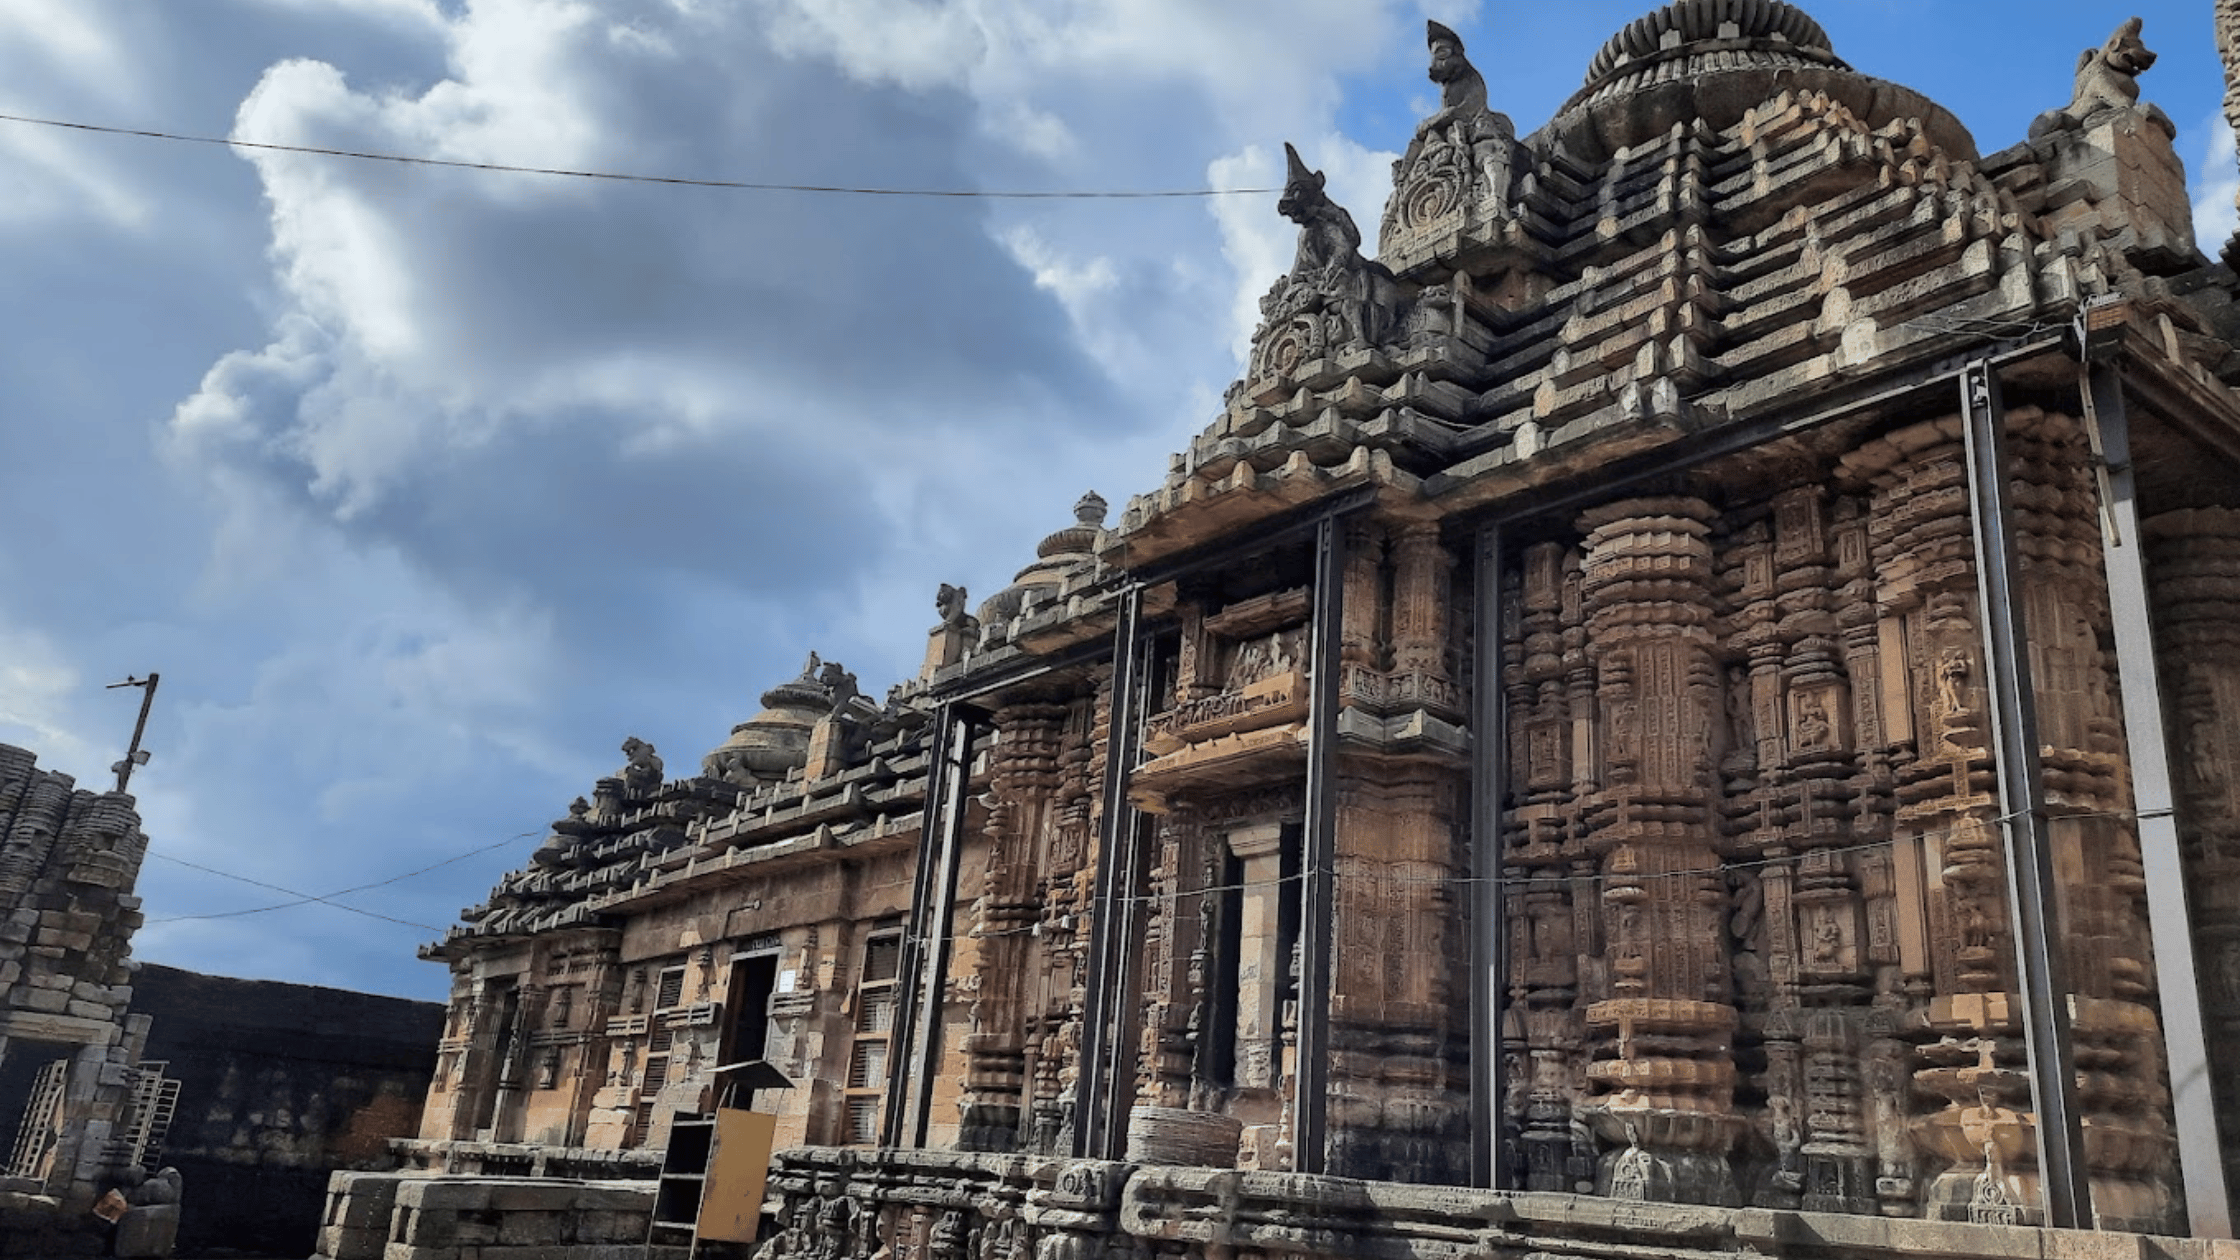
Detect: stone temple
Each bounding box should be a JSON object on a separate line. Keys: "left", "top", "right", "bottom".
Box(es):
{"left": 334, "top": 3, "right": 2240, "bottom": 1256}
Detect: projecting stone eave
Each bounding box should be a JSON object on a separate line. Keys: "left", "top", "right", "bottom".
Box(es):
{"left": 1101, "top": 445, "right": 1425, "bottom": 574}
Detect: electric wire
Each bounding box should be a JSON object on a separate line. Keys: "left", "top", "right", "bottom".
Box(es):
{"left": 0, "top": 111, "right": 1274, "bottom": 200}
{"left": 143, "top": 829, "right": 542, "bottom": 930}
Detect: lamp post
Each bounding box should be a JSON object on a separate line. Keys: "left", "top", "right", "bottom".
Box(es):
{"left": 105, "top": 673, "right": 158, "bottom": 794}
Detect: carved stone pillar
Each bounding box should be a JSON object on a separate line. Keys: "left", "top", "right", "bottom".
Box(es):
{"left": 1391, "top": 524, "right": 1459, "bottom": 718}
{"left": 1328, "top": 769, "right": 1464, "bottom": 1185}
{"left": 960, "top": 703, "right": 1067, "bottom": 1152}
{"left": 2147, "top": 506, "right": 2240, "bottom": 1208}
{"left": 1574, "top": 496, "right": 1740, "bottom": 1205}
{"left": 1504, "top": 543, "right": 1590, "bottom": 1192}
{"left": 1853, "top": 409, "right": 2174, "bottom": 1228}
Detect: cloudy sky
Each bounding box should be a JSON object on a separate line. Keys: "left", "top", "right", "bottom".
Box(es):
{"left": 0, "top": 0, "right": 2232, "bottom": 1002}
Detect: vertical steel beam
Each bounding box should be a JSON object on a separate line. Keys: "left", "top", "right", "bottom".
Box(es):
{"left": 1470, "top": 524, "right": 1513, "bottom": 1190}
{"left": 2082, "top": 363, "right": 2233, "bottom": 1237}
{"left": 1959, "top": 360, "right": 2092, "bottom": 1229}
{"left": 1074, "top": 584, "right": 1145, "bottom": 1159}
{"left": 1095, "top": 791, "right": 1150, "bottom": 1159}
{"left": 881, "top": 702, "right": 957, "bottom": 1147}
{"left": 903, "top": 705, "right": 977, "bottom": 1147}
{"left": 1291, "top": 516, "right": 1347, "bottom": 1175}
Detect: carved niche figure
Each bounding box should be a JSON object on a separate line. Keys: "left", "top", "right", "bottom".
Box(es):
{"left": 619, "top": 736, "right": 664, "bottom": 798}
{"left": 1936, "top": 647, "right": 1971, "bottom": 717}
{"left": 1245, "top": 143, "right": 1400, "bottom": 387}
{"left": 2030, "top": 16, "right": 2174, "bottom": 139}
{"left": 1382, "top": 20, "right": 1517, "bottom": 259}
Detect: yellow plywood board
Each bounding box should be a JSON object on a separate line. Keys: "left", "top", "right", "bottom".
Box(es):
{"left": 698, "top": 1108, "right": 777, "bottom": 1243}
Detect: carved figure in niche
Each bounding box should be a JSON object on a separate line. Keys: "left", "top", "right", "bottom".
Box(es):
{"left": 1608, "top": 1123, "right": 1651, "bottom": 1200}
{"left": 535, "top": 1047, "right": 560, "bottom": 1089}
{"left": 1226, "top": 630, "right": 1299, "bottom": 689}
{"left": 619, "top": 736, "right": 663, "bottom": 797}
{"left": 1768, "top": 1095, "right": 1804, "bottom": 1189}
{"left": 1724, "top": 667, "right": 1753, "bottom": 764}
{"left": 1729, "top": 870, "right": 1764, "bottom": 943}
{"left": 1937, "top": 648, "right": 1971, "bottom": 716}
{"left": 1527, "top": 722, "right": 1562, "bottom": 787}
{"left": 1811, "top": 911, "right": 1842, "bottom": 966}
{"left": 2031, "top": 16, "right": 2173, "bottom": 139}
{"left": 1794, "top": 692, "right": 1832, "bottom": 752}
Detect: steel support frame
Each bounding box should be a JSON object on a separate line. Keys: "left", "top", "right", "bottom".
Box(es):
{"left": 1470, "top": 524, "right": 1513, "bottom": 1190}
{"left": 881, "top": 702, "right": 976, "bottom": 1148}
{"left": 2082, "top": 362, "right": 2233, "bottom": 1237}
{"left": 1958, "top": 360, "right": 2092, "bottom": 1229}
{"left": 1074, "top": 584, "right": 1146, "bottom": 1160}
{"left": 1290, "top": 515, "right": 1347, "bottom": 1175}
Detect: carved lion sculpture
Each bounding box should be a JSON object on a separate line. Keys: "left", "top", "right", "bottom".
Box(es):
{"left": 1276, "top": 142, "right": 1364, "bottom": 277}
{"left": 935, "top": 582, "right": 968, "bottom": 625}
{"left": 619, "top": 735, "right": 663, "bottom": 796}
{"left": 2030, "top": 16, "right": 2173, "bottom": 139}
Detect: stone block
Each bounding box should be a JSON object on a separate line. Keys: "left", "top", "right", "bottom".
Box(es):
{"left": 17, "top": 987, "right": 69, "bottom": 1012}
{"left": 496, "top": 1210, "right": 565, "bottom": 1246}
{"left": 489, "top": 1182, "right": 576, "bottom": 1211}
{"left": 574, "top": 1185, "right": 656, "bottom": 1212}
{"left": 394, "top": 1207, "right": 459, "bottom": 1247}
{"left": 401, "top": 1179, "right": 493, "bottom": 1211}
{"left": 321, "top": 1224, "right": 389, "bottom": 1260}
{"left": 113, "top": 1205, "right": 180, "bottom": 1258}
{"left": 575, "top": 1210, "right": 648, "bottom": 1243}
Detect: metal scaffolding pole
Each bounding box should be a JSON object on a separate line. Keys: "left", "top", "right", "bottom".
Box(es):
{"left": 1074, "top": 584, "right": 1145, "bottom": 1160}
{"left": 2080, "top": 359, "right": 2233, "bottom": 1237}
{"left": 1959, "top": 360, "right": 2092, "bottom": 1229}
{"left": 881, "top": 702, "right": 960, "bottom": 1147}
{"left": 1291, "top": 515, "right": 1347, "bottom": 1175}
{"left": 1470, "top": 524, "right": 1513, "bottom": 1190}
{"left": 904, "top": 705, "right": 979, "bottom": 1147}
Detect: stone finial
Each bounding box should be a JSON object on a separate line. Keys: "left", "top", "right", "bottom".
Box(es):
{"left": 1073, "top": 491, "right": 1108, "bottom": 528}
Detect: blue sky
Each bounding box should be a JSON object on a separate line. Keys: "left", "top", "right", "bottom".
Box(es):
{"left": 0, "top": 0, "right": 2231, "bottom": 1002}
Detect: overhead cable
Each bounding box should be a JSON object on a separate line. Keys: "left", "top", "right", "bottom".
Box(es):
{"left": 143, "top": 830, "right": 539, "bottom": 930}
{"left": 0, "top": 111, "right": 1275, "bottom": 199}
